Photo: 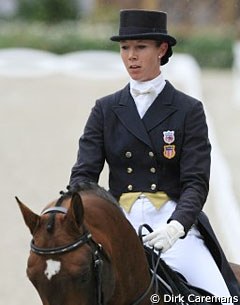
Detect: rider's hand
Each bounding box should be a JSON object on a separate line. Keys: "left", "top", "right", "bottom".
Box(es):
{"left": 142, "top": 220, "right": 185, "bottom": 253}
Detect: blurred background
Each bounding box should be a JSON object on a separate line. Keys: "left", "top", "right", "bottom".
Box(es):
{"left": 0, "top": 1, "right": 240, "bottom": 304}
{"left": 0, "top": 0, "right": 240, "bottom": 68}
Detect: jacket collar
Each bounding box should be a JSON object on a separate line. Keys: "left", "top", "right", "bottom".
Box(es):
{"left": 142, "top": 81, "right": 177, "bottom": 131}
{"left": 112, "top": 81, "right": 177, "bottom": 148}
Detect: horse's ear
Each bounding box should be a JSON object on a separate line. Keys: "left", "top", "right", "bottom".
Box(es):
{"left": 15, "top": 197, "right": 40, "bottom": 235}
{"left": 66, "top": 193, "right": 84, "bottom": 228}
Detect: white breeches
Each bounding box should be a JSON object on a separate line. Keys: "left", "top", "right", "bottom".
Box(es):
{"left": 122, "top": 195, "right": 232, "bottom": 300}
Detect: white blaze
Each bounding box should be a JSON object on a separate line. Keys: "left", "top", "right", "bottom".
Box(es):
{"left": 44, "top": 259, "right": 61, "bottom": 280}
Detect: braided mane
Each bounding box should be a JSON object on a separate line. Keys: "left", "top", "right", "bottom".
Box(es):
{"left": 58, "top": 182, "right": 119, "bottom": 207}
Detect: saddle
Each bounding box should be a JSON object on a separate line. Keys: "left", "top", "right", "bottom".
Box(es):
{"left": 139, "top": 224, "right": 222, "bottom": 305}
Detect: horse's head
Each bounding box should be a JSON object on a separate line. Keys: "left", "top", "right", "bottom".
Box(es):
{"left": 16, "top": 192, "right": 115, "bottom": 305}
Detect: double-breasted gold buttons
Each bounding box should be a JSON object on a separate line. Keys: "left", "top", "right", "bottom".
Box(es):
{"left": 127, "top": 167, "right": 133, "bottom": 174}
{"left": 125, "top": 151, "right": 132, "bottom": 158}
{"left": 149, "top": 151, "right": 154, "bottom": 157}
{"left": 127, "top": 184, "right": 133, "bottom": 191}
{"left": 151, "top": 184, "right": 157, "bottom": 191}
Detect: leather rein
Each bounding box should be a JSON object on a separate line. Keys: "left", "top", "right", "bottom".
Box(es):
{"left": 30, "top": 207, "right": 160, "bottom": 305}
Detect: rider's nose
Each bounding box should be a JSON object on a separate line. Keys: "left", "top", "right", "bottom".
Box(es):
{"left": 128, "top": 48, "right": 137, "bottom": 60}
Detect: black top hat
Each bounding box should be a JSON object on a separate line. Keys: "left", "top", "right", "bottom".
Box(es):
{"left": 110, "top": 9, "right": 176, "bottom": 46}
{"left": 110, "top": 9, "right": 176, "bottom": 65}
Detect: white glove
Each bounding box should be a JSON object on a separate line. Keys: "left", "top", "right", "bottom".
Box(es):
{"left": 142, "top": 220, "right": 185, "bottom": 253}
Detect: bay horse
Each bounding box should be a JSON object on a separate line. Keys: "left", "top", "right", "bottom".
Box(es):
{"left": 17, "top": 183, "right": 240, "bottom": 305}
{"left": 16, "top": 183, "right": 154, "bottom": 305}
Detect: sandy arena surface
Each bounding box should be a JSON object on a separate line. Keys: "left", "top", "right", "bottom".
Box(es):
{"left": 0, "top": 50, "right": 239, "bottom": 304}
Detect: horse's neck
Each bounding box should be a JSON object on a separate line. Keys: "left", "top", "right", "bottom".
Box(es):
{"left": 84, "top": 198, "right": 151, "bottom": 295}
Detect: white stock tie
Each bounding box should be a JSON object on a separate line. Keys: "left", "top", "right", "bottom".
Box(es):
{"left": 131, "top": 86, "right": 156, "bottom": 97}
{"left": 131, "top": 86, "right": 157, "bottom": 118}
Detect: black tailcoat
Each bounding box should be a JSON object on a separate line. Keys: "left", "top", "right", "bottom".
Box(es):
{"left": 70, "top": 81, "right": 240, "bottom": 296}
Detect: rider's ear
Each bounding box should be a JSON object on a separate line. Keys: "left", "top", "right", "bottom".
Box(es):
{"left": 158, "top": 42, "right": 168, "bottom": 59}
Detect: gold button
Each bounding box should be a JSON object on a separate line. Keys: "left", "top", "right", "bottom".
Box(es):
{"left": 149, "top": 151, "right": 154, "bottom": 157}
{"left": 127, "top": 167, "right": 133, "bottom": 174}
{"left": 150, "top": 167, "right": 156, "bottom": 173}
{"left": 125, "top": 151, "right": 132, "bottom": 158}
{"left": 127, "top": 184, "right": 133, "bottom": 191}
{"left": 151, "top": 184, "right": 157, "bottom": 190}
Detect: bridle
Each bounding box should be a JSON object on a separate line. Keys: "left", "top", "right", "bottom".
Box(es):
{"left": 30, "top": 207, "right": 160, "bottom": 305}
{"left": 30, "top": 206, "right": 105, "bottom": 305}
{"left": 31, "top": 207, "right": 93, "bottom": 255}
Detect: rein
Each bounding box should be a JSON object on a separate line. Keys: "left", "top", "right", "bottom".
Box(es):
{"left": 129, "top": 224, "right": 162, "bottom": 305}
{"left": 130, "top": 250, "right": 162, "bottom": 305}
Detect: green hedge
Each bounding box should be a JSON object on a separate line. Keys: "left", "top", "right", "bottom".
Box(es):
{"left": 0, "top": 21, "right": 234, "bottom": 68}
{"left": 18, "top": 0, "right": 79, "bottom": 23}
{"left": 174, "top": 34, "right": 234, "bottom": 69}
{"left": 0, "top": 21, "right": 116, "bottom": 52}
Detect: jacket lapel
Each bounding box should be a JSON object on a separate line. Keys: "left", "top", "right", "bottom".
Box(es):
{"left": 112, "top": 85, "right": 153, "bottom": 148}
{"left": 112, "top": 82, "right": 178, "bottom": 147}
{"left": 142, "top": 81, "right": 178, "bottom": 131}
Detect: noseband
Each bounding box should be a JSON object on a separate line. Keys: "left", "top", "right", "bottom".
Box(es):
{"left": 30, "top": 206, "right": 105, "bottom": 305}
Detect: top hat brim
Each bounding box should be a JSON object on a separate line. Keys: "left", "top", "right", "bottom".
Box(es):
{"left": 110, "top": 33, "right": 176, "bottom": 46}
